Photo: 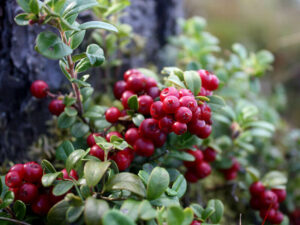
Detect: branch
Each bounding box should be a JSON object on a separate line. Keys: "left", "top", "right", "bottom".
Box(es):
{"left": 0, "top": 217, "right": 31, "bottom": 225}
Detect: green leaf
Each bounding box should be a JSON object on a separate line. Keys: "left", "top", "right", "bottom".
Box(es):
{"left": 42, "top": 172, "right": 62, "bottom": 187}
{"left": 169, "top": 151, "right": 195, "bottom": 161}
{"left": 47, "top": 200, "right": 70, "bottom": 225}
{"left": 207, "top": 200, "right": 224, "bottom": 223}
{"left": 0, "top": 191, "right": 14, "bottom": 209}
{"left": 59, "top": 60, "right": 72, "bottom": 80}
{"left": 162, "top": 67, "right": 184, "bottom": 80}
{"left": 79, "top": 21, "right": 118, "bottom": 33}
{"left": 66, "top": 150, "right": 85, "bottom": 173}
{"left": 35, "top": 31, "right": 73, "bottom": 59}
{"left": 172, "top": 174, "right": 187, "bottom": 198}
{"left": 262, "top": 171, "right": 287, "bottom": 188}
{"left": 84, "top": 197, "right": 109, "bottom": 225}
{"left": 65, "top": 107, "right": 78, "bottom": 117}
{"left": 165, "top": 75, "right": 186, "bottom": 89}
{"left": 132, "top": 114, "right": 145, "bottom": 127}
{"left": 58, "top": 112, "right": 76, "bottom": 129}
{"left": 56, "top": 140, "right": 74, "bottom": 162}
{"left": 201, "top": 207, "right": 215, "bottom": 220}
{"left": 14, "top": 13, "right": 30, "bottom": 26}
{"left": 120, "top": 200, "right": 140, "bottom": 221}
{"left": 128, "top": 95, "right": 139, "bottom": 111}
{"left": 207, "top": 95, "right": 226, "bottom": 112}
{"left": 29, "top": 0, "right": 39, "bottom": 14}
{"left": 232, "top": 43, "right": 247, "bottom": 59}
{"left": 63, "top": 0, "right": 99, "bottom": 17}
{"left": 53, "top": 180, "right": 74, "bottom": 196}
{"left": 102, "top": 210, "right": 136, "bottom": 225}
{"left": 256, "top": 50, "right": 274, "bottom": 64}
{"left": 147, "top": 167, "right": 170, "bottom": 200}
{"left": 71, "top": 122, "right": 90, "bottom": 138}
{"left": 190, "top": 203, "right": 204, "bottom": 218}
{"left": 138, "top": 170, "right": 149, "bottom": 186}
{"left": 17, "top": 0, "right": 31, "bottom": 13}
{"left": 182, "top": 208, "right": 194, "bottom": 225}
{"left": 184, "top": 71, "right": 201, "bottom": 95}
{"left": 13, "top": 200, "right": 26, "bottom": 220}
{"left": 41, "top": 159, "right": 57, "bottom": 173}
{"left": 246, "top": 167, "right": 260, "bottom": 182}
{"left": 105, "top": 172, "right": 146, "bottom": 198}
{"left": 75, "top": 57, "right": 92, "bottom": 73}
{"left": 70, "top": 30, "right": 86, "bottom": 49}
{"left": 66, "top": 205, "right": 84, "bottom": 223}
{"left": 138, "top": 200, "right": 156, "bottom": 220}
{"left": 84, "top": 161, "right": 111, "bottom": 187}
{"left": 86, "top": 44, "right": 105, "bottom": 66}
{"left": 167, "top": 206, "right": 185, "bottom": 225}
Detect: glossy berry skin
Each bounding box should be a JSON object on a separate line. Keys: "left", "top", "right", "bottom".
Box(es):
{"left": 134, "top": 138, "right": 155, "bottom": 157}
{"left": 188, "top": 119, "right": 205, "bottom": 134}
{"left": 147, "top": 86, "right": 161, "bottom": 99}
{"left": 179, "top": 96, "right": 198, "bottom": 113}
{"left": 114, "top": 80, "right": 127, "bottom": 99}
{"left": 139, "top": 118, "right": 160, "bottom": 139}
{"left": 138, "top": 95, "right": 153, "bottom": 115}
{"left": 172, "top": 122, "right": 187, "bottom": 135}
{"left": 196, "top": 124, "right": 212, "bottom": 139}
{"left": 190, "top": 220, "right": 202, "bottom": 225}
{"left": 260, "top": 190, "right": 278, "bottom": 207}
{"left": 198, "top": 70, "right": 219, "bottom": 91}
{"left": 145, "top": 77, "right": 157, "bottom": 89}
{"left": 184, "top": 150, "right": 204, "bottom": 168}
{"left": 190, "top": 107, "right": 201, "bottom": 122}
{"left": 203, "top": 147, "right": 217, "bottom": 162}
{"left": 87, "top": 133, "right": 102, "bottom": 147}
{"left": 106, "top": 131, "right": 122, "bottom": 142}
{"left": 260, "top": 208, "right": 276, "bottom": 221}
{"left": 159, "top": 116, "right": 174, "bottom": 133}
{"left": 125, "top": 128, "right": 139, "bottom": 145}
{"left": 30, "top": 80, "right": 49, "bottom": 98}
{"left": 112, "top": 150, "right": 132, "bottom": 171}
{"left": 163, "top": 96, "right": 180, "bottom": 114}
{"left": 199, "top": 87, "right": 212, "bottom": 96}
{"left": 199, "top": 103, "right": 211, "bottom": 121}
{"left": 31, "top": 194, "right": 51, "bottom": 215}
{"left": 269, "top": 211, "right": 284, "bottom": 224}
{"left": 150, "top": 101, "right": 165, "bottom": 119}
{"left": 5, "top": 171, "right": 23, "bottom": 188}
{"left": 175, "top": 107, "right": 192, "bottom": 123}
{"left": 9, "top": 164, "right": 25, "bottom": 178}
{"left": 121, "top": 90, "right": 134, "bottom": 109}
{"left": 160, "top": 87, "right": 179, "bottom": 101}
{"left": 124, "top": 69, "right": 140, "bottom": 81}
{"left": 48, "top": 99, "right": 65, "bottom": 116}
{"left": 250, "top": 197, "right": 262, "bottom": 210}
{"left": 195, "top": 162, "right": 211, "bottom": 179}
{"left": 105, "top": 107, "right": 121, "bottom": 123}
{"left": 90, "top": 145, "right": 105, "bottom": 161}
{"left": 179, "top": 89, "right": 193, "bottom": 98}
{"left": 23, "top": 162, "right": 43, "bottom": 183}
{"left": 223, "top": 170, "right": 237, "bottom": 180}
{"left": 126, "top": 74, "right": 147, "bottom": 93}
{"left": 271, "top": 189, "right": 286, "bottom": 203}
{"left": 185, "top": 170, "right": 198, "bottom": 183}
{"left": 61, "top": 168, "right": 78, "bottom": 180}
{"left": 153, "top": 131, "right": 167, "bottom": 148}
{"left": 250, "top": 181, "right": 265, "bottom": 197}
{"left": 18, "top": 183, "right": 38, "bottom": 204}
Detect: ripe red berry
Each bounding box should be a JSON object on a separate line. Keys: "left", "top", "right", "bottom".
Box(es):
{"left": 105, "top": 107, "right": 121, "bottom": 123}
{"left": 90, "top": 144, "right": 105, "bottom": 161}
{"left": 121, "top": 90, "right": 134, "bottom": 109}
{"left": 160, "top": 87, "right": 179, "bottom": 101}
{"left": 9, "top": 164, "right": 25, "bottom": 178}
{"left": 196, "top": 124, "right": 212, "bottom": 139}
{"left": 159, "top": 116, "right": 174, "bottom": 133}
{"left": 269, "top": 211, "right": 284, "bottom": 224}
{"left": 163, "top": 96, "right": 180, "bottom": 114}
{"left": 114, "top": 80, "right": 127, "bottom": 99}
{"left": 203, "top": 147, "right": 217, "bottom": 162}
{"left": 123, "top": 148, "right": 135, "bottom": 162}
{"left": 198, "top": 87, "right": 212, "bottom": 96}
{"left": 199, "top": 103, "right": 211, "bottom": 121}
{"left": 61, "top": 168, "right": 78, "bottom": 180}
{"left": 260, "top": 190, "right": 278, "bottom": 207}
{"left": 18, "top": 183, "right": 38, "bottom": 204}
{"left": 126, "top": 74, "right": 147, "bottom": 93}
{"left": 250, "top": 181, "right": 265, "bottom": 197}
{"left": 188, "top": 119, "right": 205, "bottom": 134}
{"left": 87, "top": 133, "right": 102, "bottom": 147}
{"left": 172, "top": 122, "right": 187, "bottom": 135}
{"left": 30, "top": 80, "right": 49, "bottom": 98}
{"left": 190, "top": 107, "right": 201, "bottom": 122}
{"left": 190, "top": 220, "right": 202, "bottom": 225}
{"left": 123, "top": 69, "right": 140, "bottom": 81}
{"left": 250, "top": 197, "right": 262, "bottom": 210}
{"left": 125, "top": 128, "right": 139, "bottom": 145}
{"left": 271, "top": 189, "right": 286, "bottom": 203}
{"left": 179, "top": 89, "right": 193, "bottom": 98}
{"left": 195, "top": 162, "right": 211, "bottom": 179}
{"left": 185, "top": 170, "right": 198, "bottom": 183}
{"left": 150, "top": 101, "right": 165, "bottom": 119}
{"left": 152, "top": 131, "right": 167, "bottom": 148}
{"left": 223, "top": 170, "right": 237, "bottom": 180}
{"left": 112, "top": 150, "right": 132, "bottom": 171}
{"left": 231, "top": 158, "right": 240, "bottom": 171}
{"left": 147, "top": 86, "right": 161, "bottom": 99}
{"left": 145, "top": 77, "right": 157, "bottom": 89}
{"left": 184, "top": 150, "right": 204, "bottom": 168}
{"left": 175, "top": 106, "right": 193, "bottom": 123}
{"left": 31, "top": 194, "right": 51, "bottom": 215}
{"left": 23, "top": 162, "right": 43, "bottom": 183}
{"left": 179, "top": 96, "right": 198, "bottom": 113}
{"left": 49, "top": 187, "right": 65, "bottom": 205}
{"left": 106, "top": 131, "right": 122, "bottom": 142}
{"left": 134, "top": 138, "right": 155, "bottom": 157}
{"left": 48, "top": 99, "right": 65, "bottom": 116}
{"left": 138, "top": 95, "right": 153, "bottom": 115}
{"left": 198, "top": 70, "right": 219, "bottom": 91}
{"left": 5, "top": 171, "right": 23, "bottom": 188}
{"left": 260, "top": 208, "right": 276, "bottom": 221}
{"left": 139, "top": 118, "right": 160, "bottom": 139}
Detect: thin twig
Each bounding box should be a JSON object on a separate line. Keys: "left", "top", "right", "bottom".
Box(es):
{"left": 0, "top": 217, "right": 31, "bottom": 225}
{"left": 99, "top": 196, "right": 127, "bottom": 201}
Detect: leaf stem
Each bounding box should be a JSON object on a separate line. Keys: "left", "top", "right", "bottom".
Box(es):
{"left": 0, "top": 217, "right": 31, "bottom": 225}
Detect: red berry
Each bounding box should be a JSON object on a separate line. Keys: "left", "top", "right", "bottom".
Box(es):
{"left": 145, "top": 77, "right": 157, "bottom": 89}
{"left": 271, "top": 189, "right": 286, "bottom": 203}
{"left": 138, "top": 95, "right": 153, "bottom": 115}
{"left": 163, "top": 96, "right": 180, "bottom": 114}
{"left": 179, "top": 89, "right": 193, "bottom": 98}
{"left": 123, "top": 148, "right": 135, "bottom": 162}
{"left": 172, "top": 122, "right": 187, "bottom": 135}
{"left": 5, "top": 171, "right": 23, "bottom": 188}
{"left": 250, "top": 181, "right": 265, "bottom": 197}
{"left": 30, "top": 80, "right": 49, "bottom": 98}
{"left": 48, "top": 99, "right": 65, "bottom": 116}
{"left": 87, "top": 133, "right": 102, "bottom": 147}
{"left": 31, "top": 194, "right": 51, "bottom": 215}
{"left": 250, "top": 197, "right": 262, "bottom": 210}
{"left": 185, "top": 170, "right": 198, "bottom": 183}
{"left": 18, "top": 183, "right": 38, "bottom": 204}
{"left": 184, "top": 150, "right": 204, "bottom": 168}
{"left": 106, "top": 131, "right": 122, "bottom": 142}
{"left": 190, "top": 220, "right": 201, "bottom": 225}
{"left": 150, "top": 101, "right": 165, "bottom": 119}
{"left": 9, "top": 187, "right": 19, "bottom": 199}
{"left": 121, "top": 90, "right": 135, "bottom": 109}
{"left": 199, "top": 103, "right": 211, "bottom": 121}
{"left": 175, "top": 107, "right": 192, "bottom": 123}
{"left": 114, "top": 80, "right": 127, "bottom": 99}
{"left": 231, "top": 158, "right": 240, "bottom": 171}
{"left": 260, "top": 190, "right": 278, "bottom": 207}
{"left": 90, "top": 145, "right": 105, "bottom": 161}
{"left": 269, "top": 211, "right": 284, "bottom": 224}
{"left": 49, "top": 187, "right": 65, "bottom": 205}
{"left": 124, "top": 69, "right": 140, "bottom": 81}
{"left": 188, "top": 119, "right": 205, "bottom": 134}
{"left": 153, "top": 131, "right": 167, "bottom": 148}
{"left": 195, "top": 162, "right": 211, "bottom": 179}
{"left": 196, "top": 124, "right": 212, "bottom": 139}
{"left": 112, "top": 151, "right": 132, "bottom": 171}
{"left": 260, "top": 208, "right": 276, "bottom": 220}
{"left": 223, "top": 170, "right": 237, "bottom": 180}
{"left": 198, "top": 87, "right": 213, "bottom": 96}
{"left": 23, "top": 162, "right": 43, "bottom": 183}
{"left": 125, "top": 128, "right": 139, "bottom": 145}
{"left": 203, "top": 147, "right": 217, "bottom": 162}
{"left": 105, "top": 107, "right": 121, "bottom": 123}
{"left": 127, "top": 74, "right": 147, "bottom": 93}
{"left": 134, "top": 138, "right": 155, "bottom": 157}
{"left": 190, "top": 107, "right": 201, "bottom": 122}
{"left": 198, "top": 70, "right": 219, "bottom": 91}
{"left": 159, "top": 116, "right": 174, "bottom": 133}
{"left": 9, "top": 164, "right": 25, "bottom": 178}
{"left": 179, "top": 96, "right": 198, "bottom": 113}
{"left": 147, "top": 86, "right": 161, "bottom": 99}
{"left": 139, "top": 118, "right": 160, "bottom": 140}
{"left": 61, "top": 168, "right": 78, "bottom": 180}
{"left": 160, "top": 87, "right": 179, "bottom": 101}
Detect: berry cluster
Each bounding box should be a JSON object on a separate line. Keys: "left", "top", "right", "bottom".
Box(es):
{"left": 30, "top": 80, "right": 65, "bottom": 116}
{"left": 184, "top": 147, "right": 217, "bottom": 183}
{"left": 219, "top": 157, "right": 240, "bottom": 180}
{"left": 249, "top": 181, "right": 286, "bottom": 224}
{"left": 197, "top": 69, "right": 219, "bottom": 96}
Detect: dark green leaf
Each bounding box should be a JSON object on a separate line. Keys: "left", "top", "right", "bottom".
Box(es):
{"left": 53, "top": 180, "right": 74, "bottom": 196}
{"left": 59, "top": 60, "right": 72, "bottom": 80}
{"left": 184, "top": 71, "right": 201, "bottom": 95}
{"left": 207, "top": 200, "right": 224, "bottom": 223}
{"left": 17, "top": 0, "right": 31, "bottom": 13}
{"left": 79, "top": 21, "right": 118, "bottom": 33}
{"left": 147, "top": 167, "right": 170, "bottom": 200}
{"left": 84, "top": 197, "right": 109, "bottom": 225}
{"left": 29, "top": 0, "right": 39, "bottom": 14}
{"left": 128, "top": 95, "right": 139, "bottom": 111}
{"left": 66, "top": 205, "right": 84, "bottom": 223}
{"left": 84, "top": 161, "right": 111, "bottom": 187}
{"left": 65, "top": 107, "right": 78, "bottom": 117}
{"left": 169, "top": 151, "right": 195, "bottom": 161}
{"left": 66, "top": 150, "right": 85, "bottom": 173}
{"left": 70, "top": 30, "right": 86, "bottom": 49}
{"left": 71, "top": 122, "right": 90, "bottom": 138}
{"left": 58, "top": 112, "right": 76, "bottom": 129}
{"left": 75, "top": 57, "right": 92, "bottom": 73}
{"left": 47, "top": 200, "right": 70, "bottom": 225}
{"left": 14, "top": 13, "right": 30, "bottom": 26}
{"left": 86, "top": 44, "right": 105, "bottom": 66}
{"left": 41, "top": 159, "right": 56, "bottom": 173}
{"left": 190, "top": 203, "right": 204, "bottom": 218}
{"left": 0, "top": 191, "right": 14, "bottom": 209}
{"left": 172, "top": 174, "right": 187, "bottom": 198}
{"left": 102, "top": 210, "right": 136, "bottom": 225}
{"left": 201, "top": 207, "right": 215, "bottom": 220}
{"left": 13, "top": 200, "right": 26, "bottom": 220}
{"left": 56, "top": 141, "right": 74, "bottom": 162}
